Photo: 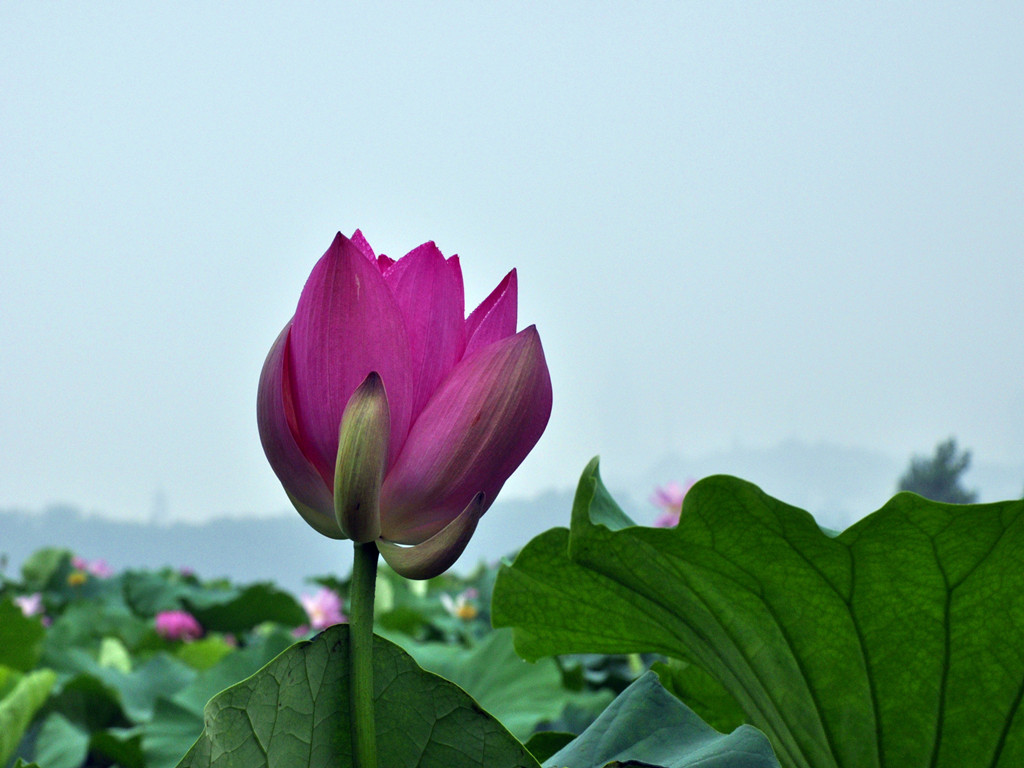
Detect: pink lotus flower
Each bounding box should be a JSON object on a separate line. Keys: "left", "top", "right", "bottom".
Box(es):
{"left": 15, "top": 594, "right": 51, "bottom": 627}
{"left": 72, "top": 555, "right": 113, "bottom": 578}
{"left": 258, "top": 231, "right": 552, "bottom": 578}
{"left": 651, "top": 480, "right": 695, "bottom": 528}
{"left": 300, "top": 587, "right": 347, "bottom": 630}
{"left": 155, "top": 610, "right": 203, "bottom": 641}
{"left": 15, "top": 593, "right": 44, "bottom": 617}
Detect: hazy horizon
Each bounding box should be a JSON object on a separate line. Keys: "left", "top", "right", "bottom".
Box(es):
{"left": 4, "top": 437, "right": 1021, "bottom": 529}
{"left": 4, "top": 435, "right": 1022, "bottom": 596}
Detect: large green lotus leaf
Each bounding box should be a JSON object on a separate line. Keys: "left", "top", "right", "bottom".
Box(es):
{"left": 544, "top": 671, "right": 779, "bottom": 768}
{"left": 90, "top": 726, "right": 145, "bottom": 768}
{"left": 98, "top": 636, "right": 133, "bottom": 673}
{"left": 123, "top": 570, "right": 196, "bottom": 616}
{"left": 47, "top": 672, "right": 125, "bottom": 732}
{"left": 493, "top": 457, "right": 1024, "bottom": 768}
{"left": 183, "top": 583, "right": 305, "bottom": 633}
{"left": 0, "top": 600, "right": 45, "bottom": 672}
{"left": 35, "top": 717, "right": 144, "bottom": 768}
{"left": 524, "top": 731, "right": 576, "bottom": 763}
{"left": 174, "top": 637, "right": 235, "bottom": 671}
{"left": 41, "top": 598, "right": 151, "bottom": 660}
{"left": 33, "top": 712, "right": 90, "bottom": 768}
{"left": 176, "top": 624, "right": 539, "bottom": 768}
{"left": 0, "top": 668, "right": 56, "bottom": 767}
{"left": 54, "top": 648, "right": 196, "bottom": 724}
{"left": 652, "top": 659, "right": 747, "bottom": 734}
{"left": 384, "top": 626, "right": 613, "bottom": 741}
{"left": 20, "top": 548, "right": 71, "bottom": 592}
{"left": 146, "top": 699, "right": 207, "bottom": 768}
{"left": 168, "top": 627, "right": 296, "bottom": 719}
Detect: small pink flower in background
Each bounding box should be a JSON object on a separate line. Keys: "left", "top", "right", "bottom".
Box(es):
{"left": 15, "top": 593, "right": 44, "bottom": 618}
{"left": 15, "top": 593, "right": 43, "bottom": 616}
{"left": 651, "top": 480, "right": 696, "bottom": 528}
{"left": 440, "top": 588, "right": 479, "bottom": 621}
{"left": 155, "top": 610, "right": 203, "bottom": 641}
{"left": 72, "top": 556, "right": 113, "bottom": 578}
{"left": 300, "top": 588, "right": 346, "bottom": 631}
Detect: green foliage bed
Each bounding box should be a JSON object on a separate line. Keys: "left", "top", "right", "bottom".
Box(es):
{"left": 0, "top": 542, "right": 624, "bottom": 768}
{"left": 5, "top": 460, "right": 1023, "bottom": 767}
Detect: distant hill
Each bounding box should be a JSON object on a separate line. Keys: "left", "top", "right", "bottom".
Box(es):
{"left": 3, "top": 440, "right": 1019, "bottom": 592}
{"left": 0, "top": 491, "right": 578, "bottom": 595}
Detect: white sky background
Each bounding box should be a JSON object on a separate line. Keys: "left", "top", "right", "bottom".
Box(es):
{"left": 2, "top": 3, "right": 1022, "bottom": 523}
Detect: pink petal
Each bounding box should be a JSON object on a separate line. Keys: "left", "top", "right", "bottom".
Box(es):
{"left": 379, "top": 326, "right": 552, "bottom": 544}
{"left": 383, "top": 242, "right": 466, "bottom": 418}
{"left": 257, "top": 322, "right": 341, "bottom": 537}
{"left": 289, "top": 233, "right": 414, "bottom": 472}
{"left": 464, "top": 270, "right": 518, "bottom": 357}
{"left": 377, "top": 493, "right": 485, "bottom": 579}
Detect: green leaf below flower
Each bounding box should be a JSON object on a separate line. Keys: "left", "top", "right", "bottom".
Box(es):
{"left": 175, "top": 625, "right": 539, "bottom": 768}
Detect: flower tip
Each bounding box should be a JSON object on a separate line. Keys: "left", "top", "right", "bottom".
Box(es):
{"left": 363, "top": 370, "right": 383, "bottom": 391}
{"left": 324, "top": 231, "right": 365, "bottom": 263}
{"left": 489, "top": 269, "right": 518, "bottom": 305}
{"left": 350, "top": 229, "right": 379, "bottom": 263}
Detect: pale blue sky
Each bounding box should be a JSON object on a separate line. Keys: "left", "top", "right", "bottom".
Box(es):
{"left": 2, "top": 3, "right": 1022, "bottom": 523}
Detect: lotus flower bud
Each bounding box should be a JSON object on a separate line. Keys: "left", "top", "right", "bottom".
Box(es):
{"left": 257, "top": 231, "right": 552, "bottom": 578}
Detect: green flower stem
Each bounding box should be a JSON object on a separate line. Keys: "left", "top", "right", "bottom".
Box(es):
{"left": 349, "top": 540, "right": 379, "bottom": 768}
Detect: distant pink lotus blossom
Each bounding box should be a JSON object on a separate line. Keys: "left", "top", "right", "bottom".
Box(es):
{"left": 300, "top": 588, "right": 346, "bottom": 631}
{"left": 15, "top": 593, "right": 44, "bottom": 617}
{"left": 650, "top": 480, "right": 695, "bottom": 528}
{"left": 72, "top": 556, "right": 113, "bottom": 578}
{"left": 155, "top": 610, "right": 203, "bottom": 641}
